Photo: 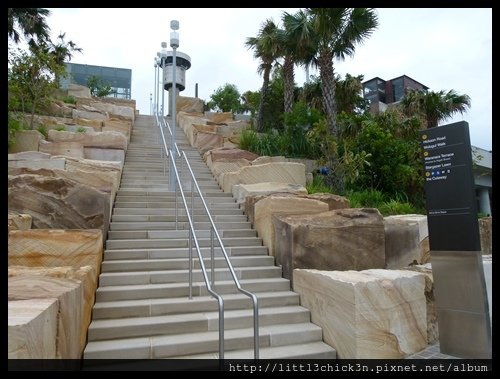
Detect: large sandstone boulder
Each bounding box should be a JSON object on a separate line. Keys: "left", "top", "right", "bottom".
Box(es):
{"left": 402, "top": 264, "right": 438, "bottom": 344}
{"left": 221, "top": 162, "right": 306, "bottom": 193}
{"left": 48, "top": 130, "right": 127, "bottom": 150}
{"left": 255, "top": 196, "right": 329, "bottom": 256}
{"left": 293, "top": 269, "right": 427, "bottom": 358}
{"left": 8, "top": 151, "right": 52, "bottom": 160}
{"left": 384, "top": 217, "right": 421, "bottom": 268}
{"left": 102, "top": 119, "right": 132, "bottom": 142}
{"left": 39, "top": 140, "right": 84, "bottom": 158}
{"left": 8, "top": 167, "right": 116, "bottom": 203}
{"left": 479, "top": 217, "right": 492, "bottom": 255}
{"left": 210, "top": 159, "right": 251, "bottom": 184}
{"left": 385, "top": 214, "right": 429, "bottom": 264}
{"left": 251, "top": 156, "right": 287, "bottom": 165}
{"left": 245, "top": 193, "right": 297, "bottom": 226}
{"left": 8, "top": 229, "right": 103, "bottom": 275}
{"left": 8, "top": 212, "right": 32, "bottom": 232}
{"left": 73, "top": 118, "right": 103, "bottom": 131}
{"left": 177, "top": 96, "right": 204, "bottom": 113}
{"left": 232, "top": 182, "right": 308, "bottom": 206}
{"left": 8, "top": 174, "right": 110, "bottom": 235}
{"left": 83, "top": 148, "right": 125, "bottom": 168}
{"left": 8, "top": 158, "right": 66, "bottom": 170}
{"left": 9, "top": 130, "right": 44, "bottom": 154}
{"left": 62, "top": 156, "right": 122, "bottom": 193}
{"left": 205, "top": 111, "right": 233, "bottom": 123}
{"left": 9, "top": 265, "right": 95, "bottom": 352}
{"left": 72, "top": 108, "right": 108, "bottom": 121}
{"left": 8, "top": 276, "right": 83, "bottom": 358}
{"left": 274, "top": 208, "right": 385, "bottom": 282}
{"left": 68, "top": 83, "right": 91, "bottom": 98}
{"left": 301, "top": 193, "right": 350, "bottom": 210}
{"left": 8, "top": 298, "right": 59, "bottom": 358}
{"left": 205, "top": 147, "right": 259, "bottom": 164}
{"left": 90, "top": 101, "right": 135, "bottom": 121}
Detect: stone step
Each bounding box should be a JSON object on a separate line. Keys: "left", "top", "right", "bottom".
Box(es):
{"left": 103, "top": 245, "right": 269, "bottom": 260}
{"left": 105, "top": 236, "right": 262, "bottom": 250}
{"left": 92, "top": 291, "right": 299, "bottom": 320}
{"left": 101, "top": 255, "right": 274, "bottom": 270}
{"left": 110, "top": 214, "right": 246, "bottom": 223}
{"left": 107, "top": 229, "right": 255, "bottom": 240}
{"left": 87, "top": 305, "right": 310, "bottom": 341}
{"left": 112, "top": 207, "right": 242, "bottom": 215}
{"left": 115, "top": 191, "right": 231, "bottom": 199}
{"left": 109, "top": 221, "right": 252, "bottom": 231}
{"left": 177, "top": 341, "right": 336, "bottom": 359}
{"left": 84, "top": 322, "right": 324, "bottom": 359}
{"left": 98, "top": 266, "right": 282, "bottom": 286}
{"left": 95, "top": 278, "right": 291, "bottom": 302}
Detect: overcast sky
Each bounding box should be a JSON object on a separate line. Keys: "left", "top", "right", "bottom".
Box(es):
{"left": 45, "top": 8, "right": 492, "bottom": 150}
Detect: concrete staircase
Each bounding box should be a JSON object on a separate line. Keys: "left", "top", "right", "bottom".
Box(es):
{"left": 83, "top": 115, "right": 336, "bottom": 359}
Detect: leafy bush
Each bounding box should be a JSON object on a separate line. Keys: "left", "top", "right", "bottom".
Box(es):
{"left": 55, "top": 125, "right": 66, "bottom": 131}
{"left": 76, "top": 126, "right": 87, "bottom": 133}
{"left": 8, "top": 112, "right": 27, "bottom": 147}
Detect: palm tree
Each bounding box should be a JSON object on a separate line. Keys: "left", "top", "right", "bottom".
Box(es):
{"left": 280, "top": 10, "right": 315, "bottom": 114}
{"left": 307, "top": 8, "right": 378, "bottom": 136}
{"left": 335, "top": 73, "right": 366, "bottom": 114}
{"left": 8, "top": 8, "right": 51, "bottom": 49}
{"left": 245, "top": 19, "right": 281, "bottom": 132}
{"left": 45, "top": 33, "right": 83, "bottom": 65}
{"left": 400, "top": 89, "right": 471, "bottom": 129}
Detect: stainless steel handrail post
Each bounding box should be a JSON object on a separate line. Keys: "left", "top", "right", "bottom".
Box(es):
{"left": 211, "top": 227, "right": 215, "bottom": 288}
{"left": 169, "top": 150, "right": 225, "bottom": 359}
{"left": 181, "top": 151, "right": 259, "bottom": 360}
{"left": 188, "top": 227, "right": 193, "bottom": 300}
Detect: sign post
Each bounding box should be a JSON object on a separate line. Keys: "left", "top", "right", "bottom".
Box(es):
{"left": 420, "top": 121, "right": 491, "bottom": 358}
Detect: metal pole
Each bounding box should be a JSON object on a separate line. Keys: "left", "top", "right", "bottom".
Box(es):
{"left": 150, "top": 93, "right": 152, "bottom": 115}
{"left": 156, "top": 60, "right": 160, "bottom": 116}
{"left": 195, "top": 83, "right": 198, "bottom": 98}
{"left": 188, "top": 228, "right": 193, "bottom": 300}
{"left": 211, "top": 227, "right": 215, "bottom": 288}
{"left": 161, "top": 58, "right": 165, "bottom": 118}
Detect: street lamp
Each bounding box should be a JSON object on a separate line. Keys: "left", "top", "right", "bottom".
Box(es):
{"left": 160, "top": 42, "right": 168, "bottom": 117}
{"left": 168, "top": 20, "right": 179, "bottom": 190}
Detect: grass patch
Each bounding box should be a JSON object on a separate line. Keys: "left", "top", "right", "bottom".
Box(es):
{"left": 76, "top": 126, "right": 87, "bottom": 133}
{"left": 63, "top": 95, "right": 76, "bottom": 104}
{"left": 307, "top": 174, "right": 334, "bottom": 194}
{"left": 36, "top": 125, "right": 48, "bottom": 139}
{"left": 54, "top": 125, "right": 66, "bottom": 131}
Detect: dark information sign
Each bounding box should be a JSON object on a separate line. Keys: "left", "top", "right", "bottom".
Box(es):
{"left": 420, "top": 121, "right": 480, "bottom": 251}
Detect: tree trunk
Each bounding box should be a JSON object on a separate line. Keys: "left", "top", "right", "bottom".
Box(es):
{"left": 283, "top": 56, "right": 295, "bottom": 114}
{"left": 318, "top": 50, "right": 337, "bottom": 136}
{"left": 30, "top": 102, "right": 36, "bottom": 130}
{"left": 256, "top": 64, "right": 271, "bottom": 132}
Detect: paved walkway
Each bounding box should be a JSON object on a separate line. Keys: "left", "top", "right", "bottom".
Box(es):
{"left": 406, "top": 343, "right": 460, "bottom": 359}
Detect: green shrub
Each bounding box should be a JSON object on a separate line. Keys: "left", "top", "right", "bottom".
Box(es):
{"left": 346, "top": 189, "right": 387, "bottom": 208}
{"left": 8, "top": 112, "right": 27, "bottom": 148}
{"left": 378, "top": 200, "right": 418, "bottom": 216}
{"left": 55, "top": 125, "right": 66, "bottom": 131}
{"left": 63, "top": 95, "right": 76, "bottom": 104}
{"left": 76, "top": 126, "right": 87, "bottom": 133}
{"left": 239, "top": 129, "right": 259, "bottom": 152}
{"left": 36, "top": 125, "right": 48, "bottom": 139}
{"left": 306, "top": 174, "right": 334, "bottom": 194}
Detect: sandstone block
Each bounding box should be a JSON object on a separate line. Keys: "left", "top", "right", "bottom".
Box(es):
{"left": 293, "top": 269, "right": 427, "bottom": 358}
{"left": 8, "top": 212, "right": 32, "bottom": 231}
{"left": 177, "top": 96, "right": 204, "bottom": 113}
{"left": 9, "top": 130, "right": 44, "bottom": 154}
{"left": 221, "top": 162, "right": 306, "bottom": 193}
{"left": 255, "top": 196, "right": 328, "bottom": 256}
{"left": 8, "top": 174, "right": 110, "bottom": 235}
{"left": 210, "top": 159, "right": 251, "bottom": 184}
{"left": 8, "top": 158, "right": 66, "bottom": 170}
{"left": 84, "top": 148, "right": 125, "bottom": 168}
{"left": 8, "top": 276, "right": 83, "bottom": 358}
{"left": 8, "top": 229, "right": 103, "bottom": 275}
{"left": 232, "top": 182, "right": 307, "bottom": 206}
{"left": 39, "top": 140, "right": 84, "bottom": 158}
{"left": 207, "top": 147, "right": 259, "bottom": 163}
{"left": 9, "top": 151, "right": 51, "bottom": 160}
{"left": 73, "top": 118, "right": 103, "bottom": 131}
{"left": 274, "top": 208, "right": 385, "bottom": 281}
{"left": 48, "top": 130, "right": 127, "bottom": 150}
{"left": 302, "top": 193, "right": 350, "bottom": 210}
{"left": 251, "top": 156, "right": 287, "bottom": 165}
{"left": 72, "top": 109, "right": 108, "bottom": 121}
{"left": 384, "top": 217, "right": 421, "bottom": 268}
{"left": 8, "top": 298, "right": 58, "bottom": 358}
{"left": 68, "top": 84, "right": 91, "bottom": 98}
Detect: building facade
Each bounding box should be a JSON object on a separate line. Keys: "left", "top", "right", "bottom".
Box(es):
{"left": 363, "top": 75, "right": 428, "bottom": 114}
{"left": 363, "top": 75, "right": 492, "bottom": 216}
{"left": 60, "top": 63, "right": 132, "bottom": 99}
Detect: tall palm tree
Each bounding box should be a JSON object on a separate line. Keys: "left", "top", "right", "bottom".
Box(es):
{"left": 245, "top": 19, "right": 281, "bottom": 132}
{"left": 8, "top": 8, "right": 51, "bottom": 49}
{"left": 400, "top": 89, "right": 471, "bottom": 129}
{"left": 307, "top": 8, "right": 378, "bottom": 136}
{"left": 280, "top": 10, "right": 315, "bottom": 114}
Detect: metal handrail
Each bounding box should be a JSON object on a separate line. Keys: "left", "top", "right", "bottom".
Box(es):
{"left": 154, "top": 113, "right": 259, "bottom": 359}
{"left": 181, "top": 151, "right": 260, "bottom": 359}
{"left": 169, "top": 151, "right": 225, "bottom": 359}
